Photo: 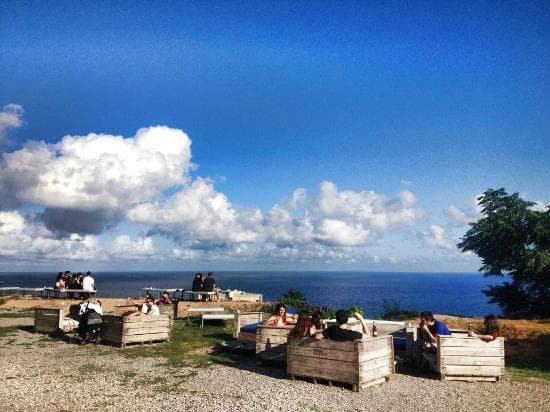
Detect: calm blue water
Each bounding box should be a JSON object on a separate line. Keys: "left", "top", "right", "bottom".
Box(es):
{"left": 0, "top": 271, "right": 501, "bottom": 317}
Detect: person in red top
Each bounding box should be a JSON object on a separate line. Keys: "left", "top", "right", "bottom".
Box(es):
{"left": 156, "top": 291, "right": 173, "bottom": 305}
{"left": 468, "top": 314, "right": 500, "bottom": 341}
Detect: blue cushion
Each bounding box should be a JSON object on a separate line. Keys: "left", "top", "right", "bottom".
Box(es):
{"left": 240, "top": 322, "right": 262, "bottom": 333}
{"left": 286, "top": 306, "right": 298, "bottom": 314}
{"left": 393, "top": 338, "right": 407, "bottom": 351}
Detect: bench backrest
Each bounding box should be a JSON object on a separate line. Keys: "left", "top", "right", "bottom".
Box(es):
{"left": 34, "top": 308, "right": 63, "bottom": 334}
{"left": 436, "top": 335, "right": 505, "bottom": 379}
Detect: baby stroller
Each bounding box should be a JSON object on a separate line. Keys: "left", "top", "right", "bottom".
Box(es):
{"left": 78, "top": 304, "right": 102, "bottom": 344}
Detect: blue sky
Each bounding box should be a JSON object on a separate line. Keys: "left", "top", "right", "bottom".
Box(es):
{"left": 0, "top": 1, "right": 549, "bottom": 271}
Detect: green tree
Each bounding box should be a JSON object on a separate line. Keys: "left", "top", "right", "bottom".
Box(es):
{"left": 458, "top": 188, "right": 550, "bottom": 318}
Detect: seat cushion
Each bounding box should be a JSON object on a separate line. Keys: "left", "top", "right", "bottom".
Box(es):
{"left": 240, "top": 322, "right": 262, "bottom": 333}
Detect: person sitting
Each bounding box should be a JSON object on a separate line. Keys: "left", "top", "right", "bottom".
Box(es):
{"left": 266, "top": 303, "right": 297, "bottom": 327}
{"left": 316, "top": 310, "right": 370, "bottom": 341}
{"left": 419, "top": 311, "right": 451, "bottom": 350}
{"left": 156, "top": 291, "right": 173, "bottom": 305}
{"left": 468, "top": 314, "right": 500, "bottom": 341}
{"left": 310, "top": 311, "right": 323, "bottom": 335}
{"left": 54, "top": 272, "right": 65, "bottom": 289}
{"left": 128, "top": 295, "right": 160, "bottom": 317}
{"left": 203, "top": 272, "right": 216, "bottom": 301}
{"left": 82, "top": 271, "right": 96, "bottom": 291}
{"left": 192, "top": 272, "right": 204, "bottom": 301}
{"left": 290, "top": 313, "right": 314, "bottom": 338}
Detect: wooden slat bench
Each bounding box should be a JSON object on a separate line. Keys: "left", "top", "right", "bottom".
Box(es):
{"left": 256, "top": 324, "right": 294, "bottom": 362}
{"left": 101, "top": 314, "right": 172, "bottom": 348}
{"left": 287, "top": 335, "right": 395, "bottom": 392}
{"left": 422, "top": 335, "right": 505, "bottom": 382}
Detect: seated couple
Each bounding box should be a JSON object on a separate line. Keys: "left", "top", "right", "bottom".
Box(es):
{"left": 290, "top": 309, "right": 372, "bottom": 342}
{"left": 419, "top": 312, "right": 500, "bottom": 351}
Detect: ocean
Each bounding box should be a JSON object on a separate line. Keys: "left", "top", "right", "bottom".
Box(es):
{"left": 0, "top": 271, "right": 501, "bottom": 317}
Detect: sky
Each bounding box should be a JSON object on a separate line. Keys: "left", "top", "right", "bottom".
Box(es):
{"left": 0, "top": 1, "right": 549, "bottom": 272}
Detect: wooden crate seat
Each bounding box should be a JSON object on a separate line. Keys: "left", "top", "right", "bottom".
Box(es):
{"left": 101, "top": 314, "right": 172, "bottom": 348}
{"left": 422, "top": 335, "right": 505, "bottom": 382}
{"left": 287, "top": 336, "right": 395, "bottom": 391}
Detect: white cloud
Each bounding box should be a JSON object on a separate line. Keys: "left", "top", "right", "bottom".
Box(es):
{"left": 531, "top": 200, "right": 549, "bottom": 212}
{"left": 128, "top": 177, "right": 257, "bottom": 243}
{"left": 418, "top": 224, "right": 456, "bottom": 250}
{"left": 0, "top": 210, "right": 101, "bottom": 260}
{"left": 0, "top": 126, "right": 192, "bottom": 233}
{"left": 111, "top": 235, "right": 154, "bottom": 258}
{"left": 0, "top": 104, "right": 24, "bottom": 144}
{"left": 444, "top": 194, "right": 483, "bottom": 226}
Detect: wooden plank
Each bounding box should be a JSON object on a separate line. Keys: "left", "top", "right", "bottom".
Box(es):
{"left": 357, "top": 336, "right": 392, "bottom": 351}
{"left": 289, "top": 337, "right": 358, "bottom": 352}
{"left": 289, "top": 345, "right": 358, "bottom": 362}
{"left": 360, "top": 376, "right": 386, "bottom": 389}
{"left": 440, "top": 347, "right": 504, "bottom": 357}
{"left": 359, "top": 356, "right": 390, "bottom": 372}
{"left": 288, "top": 364, "right": 356, "bottom": 383}
{"left": 289, "top": 355, "right": 357, "bottom": 372}
{"left": 237, "top": 332, "right": 256, "bottom": 342}
{"left": 441, "top": 365, "right": 504, "bottom": 377}
{"left": 122, "top": 320, "right": 171, "bottom": 329}
{"left": 359, "top": 348, "right": 390, "bottom": 363}
{"left": 121, "top": 332, "right": 170, "bottom": 343}
{"left": 360, "top": 365, "right": 391, "bottom": 382}
{"left": 122, "top": 315, "right": 170, "bottom": 323}
{"left": 443, "top": 376, "right": 498, "bottom": 382}
{"left": 439, "top": 336, "right": 503, "bottom": 348}
{"left": 441, "top": 355, "right": 504, "bottom": 367}
{"left": 122, "top": 327, "right": 171, "bottom": 336}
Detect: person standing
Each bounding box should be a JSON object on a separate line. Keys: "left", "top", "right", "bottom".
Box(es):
{"left": 82, "top": 271, "right": 96, "bottom": 291}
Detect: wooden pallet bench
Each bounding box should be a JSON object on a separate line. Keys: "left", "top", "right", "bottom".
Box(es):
{"left": 422, "top": 335, "right": 505, "bottom": 382}
{"left": 233, "top": 311, "right": 268, "bottom": 341}
{"left": 101, "top": 314, "right": 172, "bottom": 348}
{"left": 287, "top": 335, "right": 395, "bottom": 392}
{"left": 34, "top": 308, "right": 79, "bottom": 334}
{"left": 256, "top": 324, "right": 294, "bottom": 362}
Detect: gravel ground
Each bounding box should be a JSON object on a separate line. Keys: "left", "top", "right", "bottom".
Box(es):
{"left": 1, "top": 315, "right": 549, "bottom": 412}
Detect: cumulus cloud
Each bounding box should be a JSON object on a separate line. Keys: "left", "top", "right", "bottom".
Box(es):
{"left": 0, "top": 126, "right": 192, "bottom": 233}
{"left": 418, "top": 225, "right": 456, "bottom": 250}
{"left": 444, "top": 194, "right": 483, "bottom": 226}
{"left": 0, "top": 210, "right": 101, "bottom": 260}
{"left": 0, "top": 104, "right": 24, "bottom": 144}
{"left": 0, "top": 124, "right": 430, "bottom": 265}
{"left": 111, "top": 235, "right": 154, "bottom": 258}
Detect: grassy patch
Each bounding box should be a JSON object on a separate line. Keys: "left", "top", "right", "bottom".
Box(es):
{"left": 121, "top": 319, "right": 235, "bottom": 368}
{"left": 0, "top": 326, "right": 18, "bottom": 338}
{"left": 0, "top": 310, "right": 34, "bottom": 318}
{"left": 507, "top": 367, "right": 550, "bottom": 382}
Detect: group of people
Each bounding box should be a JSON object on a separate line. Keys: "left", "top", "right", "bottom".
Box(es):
{"left": 125, "top": 291, "right": 173, "bottom": 317}
{"left": 265, "top": 304, "right": 501, "bottom": 344}
{"left": 266, "top": 303, "right": 372, "bottom": 342}
{"left": 191, "top": 272, "right": 218, "bottom": 301}
{"left": 54, "top": 271, "right": 96, "bottom": 291}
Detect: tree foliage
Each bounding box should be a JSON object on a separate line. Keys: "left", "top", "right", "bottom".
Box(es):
{"left": 458, "top": 188, "right": 550, "bottom": 318}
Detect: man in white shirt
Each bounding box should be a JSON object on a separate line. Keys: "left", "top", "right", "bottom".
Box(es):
{"left": 82, "top": 271, "right": 96, "bottom": 291}
{"left": 78, "top": 293, "right": 103, "bottom": 316}
{"left": 129, "top": 295, "right": 160, "bottom": 317}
